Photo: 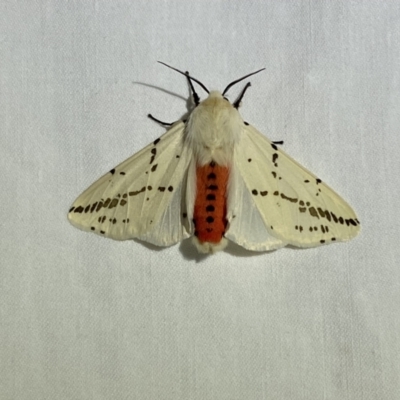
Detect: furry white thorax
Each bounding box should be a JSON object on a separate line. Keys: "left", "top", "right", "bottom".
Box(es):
{"left": 186, "top": 91, "right": 243, "bottom": 166}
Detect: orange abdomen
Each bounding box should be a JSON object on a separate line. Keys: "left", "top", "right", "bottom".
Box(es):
{"left": 193, "top": 162, "right": 229, "bottom": 244}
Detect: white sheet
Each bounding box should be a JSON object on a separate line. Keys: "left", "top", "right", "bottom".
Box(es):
{"left": 1, "top": 1, "right": 399, "bottom": 399}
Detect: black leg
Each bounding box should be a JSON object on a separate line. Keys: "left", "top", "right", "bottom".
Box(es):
{"left": 272, "top": 141, "right": 284, "bottom": 145}
{"left": 185, "top": 71, "right": 200, "bottom": 106}
{"left": 233, "top": 82, "right": 251, "bottom": 109}
{"left": 147, "top": 114, "right": 174, "bottom": 126}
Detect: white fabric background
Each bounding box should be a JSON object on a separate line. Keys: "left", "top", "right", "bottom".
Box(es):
{"left": 1, "top": 1, "right": 399, "bottom": 399}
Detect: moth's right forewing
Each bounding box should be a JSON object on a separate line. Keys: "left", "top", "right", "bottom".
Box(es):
{"left": 68, "top": 122, "right": 194, "bottom": 246}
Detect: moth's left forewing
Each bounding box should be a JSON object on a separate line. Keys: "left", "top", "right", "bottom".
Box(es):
{"left": 231, "top": 124, "right": 360, "bottom": 248}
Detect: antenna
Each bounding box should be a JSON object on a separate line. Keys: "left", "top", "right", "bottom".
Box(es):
{"left": 222, "top": 68, "right": 265, "bottom": 96}
{"left": 158, "top": 61, "right": 210, "bottom": 94}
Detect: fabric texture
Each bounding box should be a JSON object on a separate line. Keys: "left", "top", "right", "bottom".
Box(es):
{"left": 1, "top": 1, "right": 399, "bottom": 399}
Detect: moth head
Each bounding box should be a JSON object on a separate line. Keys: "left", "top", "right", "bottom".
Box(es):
{"left": 187, "top": 91, "right": 243, "bottom": 166}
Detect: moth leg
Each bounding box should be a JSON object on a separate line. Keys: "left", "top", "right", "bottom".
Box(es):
{"left": 147, "top": 114, "right": 174, "bottom": 126}
{"left": 185, "top": 71, "right": 200, "bottom": 106}
{"left": 233, "top": 82, "right": 252, "bottom": 109}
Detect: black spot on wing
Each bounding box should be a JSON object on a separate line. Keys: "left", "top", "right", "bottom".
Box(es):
{"left": 272, "top": 153, "right": 278, "bottom": 167}
{"left": 280, "top": 193, "right": 298, "bottom": 203}
{"left": 252, "top": 189, "right": 267, "bottom": 196}
{"left": 108, "top": 199, "right": 118, "bottom": 209}
{"left": 309, "top": 207, "right": 319, "bottom": 218}
{"left": 150, "top": 148, "right": 157, "bottom": 164}
{"left": 110, "top": 168, "right": 115, "bottom": 175}
{"left": 129, "top": 187, "right": 146, "bottom": 196}
{"left": 103, "top": 198, "right": 111, "bottom": 208}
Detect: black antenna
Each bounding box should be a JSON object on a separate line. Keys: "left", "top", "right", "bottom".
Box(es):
{"left": 222, "top": 68, "right": 265, "bottom": 96}
{"left": 158, "top": 61, "right": 209, "bottom": 94}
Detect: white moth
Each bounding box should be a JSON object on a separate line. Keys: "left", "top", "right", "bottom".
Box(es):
{"left": 68, "top": 62, "right": 360, "bottom": 253}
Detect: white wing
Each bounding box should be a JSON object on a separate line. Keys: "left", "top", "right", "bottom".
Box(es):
{"left": 68, "top": 121, "right": 194, "bottom": 246}
{"left": 226, "top": 124, "right": 360, "bottom": 249}
{"left": 225, "top": 165, "right": 287, "bottom": 251}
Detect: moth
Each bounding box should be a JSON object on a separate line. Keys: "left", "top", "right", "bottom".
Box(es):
{"left": 68, "top": 62, "right": 360, "bottom": 253}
